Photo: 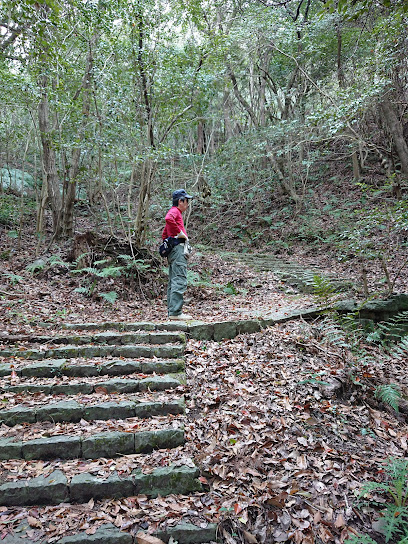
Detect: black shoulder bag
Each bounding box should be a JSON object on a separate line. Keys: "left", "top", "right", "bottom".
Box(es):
{"left": 159, "top": 237, "right": 179, "bottom": 258}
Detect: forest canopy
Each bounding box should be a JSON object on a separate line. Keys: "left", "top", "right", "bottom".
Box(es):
{"left": 0, "top": 0, "right": 407, "bottom": 249}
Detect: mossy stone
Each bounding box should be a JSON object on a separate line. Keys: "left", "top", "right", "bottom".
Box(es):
{"left": 153, "top": 345, "right": 184, "bottom": 358}
{"left": 52, "top": 383, "right": 93, "bottom": 395}
{"left": 21, "top": 359, "right": 66, "bottom": 378}
{"left": 22, "top": 435, "right": 81, "bottom": 460}
{"left": 0, "top": 437, "right": 23, "bottom": 459}
{"left": 213, "top": 321, "right": 237, "bottom": 341}
{"left": 62, "top": 363, "right": 100, "bottom": 377}
{"left": 156, "top": 522, "right": 218, "bottom": 544}
{"left": 0, "top": 470, "right": 68, "bottom": 506}
{"left": 141, "top": 359, "right": 184, "bottom": 374}
{"left": 0, "top": 406, "right": 36, "bottom": 426}
{"left": 82, "top": 431, "right": 134, "bottom": 458}
{"left": 134, "top": 399, "right": 184, "bottom": 418}
{"left": 99, "top": 360, "right": 142, "bottom": 376}
{"left": 187, "top": 322, "right": 214, "bottom": 340}
{"left": 35, "top": 400, "right": 83, "bottom": 423}
{"left": 139, "top": 375, "right": 182, "bottom": 392}
{"left": 0, "top": 363, "right": 13, "bottom": 377}
{"left": 83, "top": 401, "right": 135, "bottom": 421}
{"left": 96, "top": 379, "right": 140, "bottom": 393}
{"left": 113, "top": 345, "right": 153, "bottom": 358}
{"left": 132, "top": 465, "right": 200, "bottom": 497}
{"left": 236, "top": 319, "right": 262, "bottom": 335}
{"left": 134, "top": 428, "right": 184, "bottom": 453}
{"left": 56, "top": 523, "right": 132, "bottom": 544}
{"left": 70, "top": 472, "right": 134, "bottom": 503}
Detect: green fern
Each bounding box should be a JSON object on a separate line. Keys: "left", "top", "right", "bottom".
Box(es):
{"left": 99, "top": 291, "right": 117, "bottom": 304}
{"left": 345, "top": 535, "right": 377, "bottom": 544}
{"left": 390, "top": 336, "right": 408, "bottom": 360}
{"left": 376, "top": 311, "right": 408, "bottom": 344}
{"left": 375, "top": 384, "right": 401, "bottom": 412}
{"left": 48, "top": 254, "right": 70, "bottom": 268}
{"left": 349, "top": 458, "right": 408, "bottom": 544}
{"left": 26, "top": 259, "right": 46, "bottom": 274}
{"left": 96, "top": 266, "right": 123, "bottom": 278}
{"left": 311, "top": 273, "right": 336, "bottom": 300}
{"left": 72, "top": 267, "right": 99, "bottom": 276}
{"left": 3, "top": 271, "right": 23, "bottom": 285}
{"left": 74, "top": 286, "right": 90, "bottom": 295}
{"left": 93, "top": 258, "right": 111, "bottom": 267}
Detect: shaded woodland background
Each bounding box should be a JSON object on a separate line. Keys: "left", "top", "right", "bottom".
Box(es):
{"left": 1, "top": 0, "right": 407, "bottom": 294}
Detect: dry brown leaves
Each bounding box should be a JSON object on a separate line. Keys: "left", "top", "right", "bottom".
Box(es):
{"left": 184, "top": 322, "right": 408, "bottom": 543}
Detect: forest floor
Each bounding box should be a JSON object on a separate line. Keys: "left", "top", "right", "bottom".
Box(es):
{"left": 1, "top": 228, "right": 408, "bottom": 543}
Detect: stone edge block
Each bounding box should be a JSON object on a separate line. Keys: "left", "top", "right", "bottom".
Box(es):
{"left": 213, "top": 321, "right": 237, "bottom": 342}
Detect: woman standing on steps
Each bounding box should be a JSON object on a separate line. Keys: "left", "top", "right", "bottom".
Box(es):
{"left": 162, "top": 189, "right": 194, "bottom": 321}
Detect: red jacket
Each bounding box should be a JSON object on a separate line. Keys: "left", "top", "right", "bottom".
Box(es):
{"left": 162, "top": 206, "right": 187, "bottom": 240}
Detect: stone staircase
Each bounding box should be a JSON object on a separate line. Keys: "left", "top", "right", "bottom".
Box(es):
{"left": 228, "top": 253, "right": 354, "bottom": 294}
{"left": 0, "top": 322, "right": 218, "bottom": 544}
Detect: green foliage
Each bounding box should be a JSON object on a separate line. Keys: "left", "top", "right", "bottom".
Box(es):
{"left": 2, "top": 271, "right": 23, "bottom": 285}
{"left": 99, "top": 291, "right": 118, "bottom": 305}
{"left": 304, "top": 273, "right": 337, "bottom": 304}
{"left": 347, "top": 458, "right": 408, "bottom": 544}
{"left": 374, "top": 384, "right": 401, "bottom": 412}
{"left": 223, "top": 281, "right": 238, "bottom": 295}
{"left": 376, "top": 312, "right": 408, "bottom": 344}
{"left": 0, "top": 194, "right": 19, "bottom": 226}
{"left": 390, "top": 337, "right": 408, "bottom": 361}
{"left": 26, "top": 259, "right": 46, "bottom": 274}
{"left": 299, "top": 370, "right": 330, "bottom": 386}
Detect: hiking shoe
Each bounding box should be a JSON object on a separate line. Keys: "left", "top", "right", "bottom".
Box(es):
{"left": 168, "top": 313, "right": 193, "bottom": 321}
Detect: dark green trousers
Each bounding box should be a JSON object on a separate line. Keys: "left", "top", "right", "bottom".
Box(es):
{"left": 167, "top": 243, "right": 187, "bottom": 316}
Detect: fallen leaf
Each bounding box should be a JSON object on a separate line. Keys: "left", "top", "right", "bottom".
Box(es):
{"left": 136, "top": 532, "right": 166, "bottom": 544}
{"left": 242, "top": 529, "right": 258, "bottom": 543}
{"left": 27, "top": 516, "right": 41, "bottom": 528}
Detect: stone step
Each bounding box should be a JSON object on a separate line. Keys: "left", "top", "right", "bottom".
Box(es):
{"left": 0, "top": 464, "right": 202, "bottom": 506}
{"left": 0, "top": 397, "right": 185, "bottom": 426}
{"left": 0, "top": 374, "right": 184, "bottom": 395}
{"left": 0, "top": 344, "right": 184, "bottom": 360}
{"left": 53, "top": 522, "right": 218, "bottom": 544}
{"left": 2, "top": 517, "right": 217, "bottom": 544}
{"left": 0, "top": 427, "right": 185, "bottom": 460}
{"left": 0, "top": 331, "right": 185, "bottom": 346}
{"left": 60, "top": 321, "right": 189, "bottom": 332}
{"left": 0, "top": 358, "right": 185, "bottom": 378}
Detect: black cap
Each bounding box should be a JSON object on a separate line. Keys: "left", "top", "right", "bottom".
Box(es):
{"left": 172, "top": 189, "right": 193, "bottom": 200}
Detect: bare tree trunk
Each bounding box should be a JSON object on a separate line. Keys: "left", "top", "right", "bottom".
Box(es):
{"left": 352, "top": 151, "right": 360, "bottom": 181}
{"left": 197, "top": 120, "right": 205, "bottom": 154}
{"left": 134, "top": 159, "right": 156, "bottom": 246}
{"left": 223, "top": 90, "right": 234, "bottom": 141}
{"left": 38, "top": 74, "right": 62, "bottom": 237}
{"left": 381, "top": 99, "right": 408, "bottom": 180}
{"left": 62, "top": 34, "right": 96, "bottom": 238}
{"left": 267, "top": 147, "right": 300, "bottom": 204}
{"left": 336, "top": 23, "right": 345, "bottom": 88}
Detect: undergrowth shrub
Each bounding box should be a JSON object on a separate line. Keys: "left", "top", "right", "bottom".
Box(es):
{"left": 346, "top": 458, "right": 408, "bottom": 544}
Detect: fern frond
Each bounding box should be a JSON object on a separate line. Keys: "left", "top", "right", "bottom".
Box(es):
{"left": 375, "top": 384, "right": 401, "bottom": 412}
{"left": 99, "top": 291, "right": 117, "bottom": 304}
{"left": 95, "top": 266, "right": 123, "bottom": 278}
{"left": 382, "top": 505, "right": 408, "bottom": 543}
{"left": 390, "top": 337, "right": 408, "bottom": 360}
{"left": 344, "top": 535, "right": 377, "bottom": 544}
{"left": 71, "top": 267, "right": 99, "bottom": 275}
{"left": 74, "top": 286, "right": 90, "bottom": 295}
{"left": 359, "top": 481, "right": 396, "bottom": 498}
